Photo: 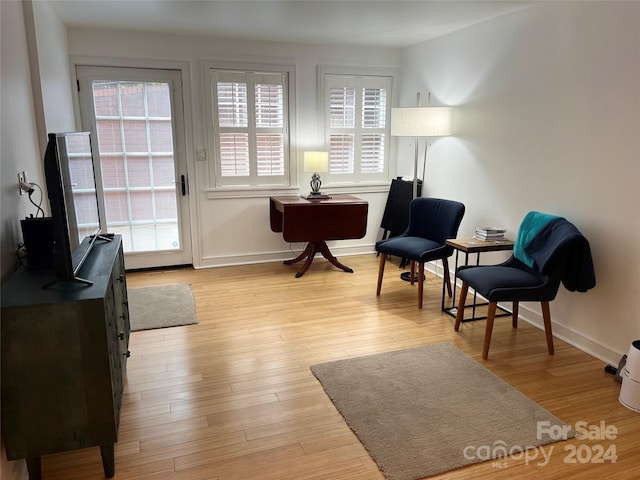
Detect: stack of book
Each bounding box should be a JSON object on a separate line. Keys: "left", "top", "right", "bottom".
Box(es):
{"left": 474, "top": 226, "right": 506, "bottom": 241}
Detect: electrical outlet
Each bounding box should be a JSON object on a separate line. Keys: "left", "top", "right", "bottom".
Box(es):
{"left": 18, "top": 172, "right": 26, "bottom": 195}
{"left": 18, "top": 171, "right": 31, "bottom": 195}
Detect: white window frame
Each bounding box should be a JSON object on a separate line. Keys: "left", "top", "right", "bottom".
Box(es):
{"left": 204, "top": 61, "right": 296, "bottom": 196}
{"left": 318, "top": 65, "right": 397, "bottom": 188}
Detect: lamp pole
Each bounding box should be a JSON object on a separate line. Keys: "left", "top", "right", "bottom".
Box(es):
{"left": 412, "top": 92, "right": 421, "bottom": 199}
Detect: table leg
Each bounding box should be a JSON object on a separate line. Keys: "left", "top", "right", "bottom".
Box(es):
{"left": 100, "top": 444, "right": 115, "bottom": 478}
{"left": 283, "top": 243, "right": 316, "bottom": 277}
{"left": 283, "top": 243, "right": 313, "bottom": 266}
{"left": 26, "top": 457, "right": 42, "bottom": 480}
{"left": 317, "top": 241, "right": 354, "bottom": 273}
{"left": 295, "top": 244, "right": 318, "bottom": 278}
{"left": 283, "top": 241, "right": 353, "bottom": 277}
{"left": 443, "top": 249, "right": 460, "bottom": 313}
{"left": 471, "top": 251, "right": 478, "bottom": 320}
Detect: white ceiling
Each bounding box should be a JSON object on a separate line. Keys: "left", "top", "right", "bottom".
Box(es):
{"left": 47, "top": 0, "right": 538, "bottom": 48}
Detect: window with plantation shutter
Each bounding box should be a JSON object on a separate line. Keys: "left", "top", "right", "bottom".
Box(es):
{"left": 209, "top": 67, "right": 291, "bottom": 188}
{"left": 324, "top": 73, "right": 392, "bottom": 184}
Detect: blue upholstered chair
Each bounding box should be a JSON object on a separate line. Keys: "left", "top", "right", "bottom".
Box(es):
{"left": 375, "top": 197, "right": 465, "bottom": 309}
{"left": 454, "top": 211, "right": 596, "bottom": 359}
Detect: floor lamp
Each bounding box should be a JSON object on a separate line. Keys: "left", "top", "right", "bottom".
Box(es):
{"left": 390, "top": 96, "right": 452, "bottom": 198}
{"left": 390, "top": 94, "right": 452, "bottom": 281}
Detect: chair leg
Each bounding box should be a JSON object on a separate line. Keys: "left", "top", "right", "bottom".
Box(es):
{"left": 454, "top": 282, "right": 469, "bottom": 331}
{"left": 442, "top": 257, "right": 452, "bottom": 297}
{"left": 512, "top": 302, "right": 519, "bottom": 328}
{"left": 418, "top": 262, "right": 425, "bottom": 309}
{"left": 482, "top": 302, "right": 498, "bottom": 360}
{"left": 376, "top": 253, "right": 387, "bottom": 296}
{"left": 541, "top": 301, "right": 555, "bottom": 355}
{"left": 410, "top": 261, "right": 416, "bottom": 285}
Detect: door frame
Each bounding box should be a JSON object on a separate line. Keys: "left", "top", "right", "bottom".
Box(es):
{"left": 72, "top": 58, "right": 200, "bottom": 269}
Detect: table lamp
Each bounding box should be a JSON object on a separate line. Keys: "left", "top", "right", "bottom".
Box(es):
{"left": 304, "top": 151, "right": 329, "bottom": 197}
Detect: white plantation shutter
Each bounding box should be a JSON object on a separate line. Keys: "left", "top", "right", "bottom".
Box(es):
{"left": 325, "top": 74, "right": 391, "bottom": 182}
{"left": 329, "top": 85, "right": 356, "bottom": 173}
{"left": 361, "top": 134, "right": 385, "bottom": 173}
{"left": 255, "top": 81, "right": 283, "bottom": 127}
{"left": 256, "top": 134, "right": 284, "bottom": 175}
{"left": 330, "top": 86, "right": 356, "bottom": 128}
{"left": 361, "top": 87, "right": 386, "bottom": 173}
{"left": 217, "top": 82, "right": 248, "bottom": 128}
{"left": 211, "top": 69, "right": 289, "bottom": 187}
{"left": 255, "top": 76, "right": 285, "bottom": 176}
{"left": 329, "top": 134, "right": 355, "bottom": 174}
{"left": 219, "top": 133, "right": 249, "bottom": 176}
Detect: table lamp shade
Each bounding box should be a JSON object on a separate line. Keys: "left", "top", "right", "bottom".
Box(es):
{"left": 391, "top": 106, "right": 451, "bottom": 137}
{"left": 304, "top": 151, "right": 329, "bottom": 172}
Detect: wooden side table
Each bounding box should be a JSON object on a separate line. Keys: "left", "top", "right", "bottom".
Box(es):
{"left": 442, "top": 238, "right": 515, "bottom": 321}
{"left": 270, "top": 195, "right": 368, "bottom": 277}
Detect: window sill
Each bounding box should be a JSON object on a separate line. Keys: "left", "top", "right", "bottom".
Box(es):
{"left": 205, "top": 182, "right": 392, "bottom": 200}
{"left": 205, "top": 186, "right": 299, "bottom": 199}
{"left": 321, "top": 183, "right": 391, "bottom": 195}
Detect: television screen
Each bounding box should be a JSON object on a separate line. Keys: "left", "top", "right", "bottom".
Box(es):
{"left": 56, "top": 132, "right": 102, "bottom": 250}
{"left": 44, "top": 131, "right": 105, "bottom": 286}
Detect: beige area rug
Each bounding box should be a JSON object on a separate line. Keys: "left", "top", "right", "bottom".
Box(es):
{"left": 127, "top": 283, "right": 197, "bottom": 331}
{"left": 311, "top": 343, "right": 573, "bottom": 480}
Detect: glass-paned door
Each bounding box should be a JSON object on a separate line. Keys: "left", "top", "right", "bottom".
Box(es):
{"left": 76, "top": 67, "right": 192, "bottom": 269}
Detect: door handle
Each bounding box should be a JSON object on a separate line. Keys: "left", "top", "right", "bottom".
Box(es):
{"left": 180, "top": 174, "right": 187, "bottom": 196}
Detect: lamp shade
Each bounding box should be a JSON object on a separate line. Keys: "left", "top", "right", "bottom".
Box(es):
{"left": 391, "top": 106, "right": 452, "bottom": 137}
{"left": 304, "top": 151, "right": 329, "bottom": 172}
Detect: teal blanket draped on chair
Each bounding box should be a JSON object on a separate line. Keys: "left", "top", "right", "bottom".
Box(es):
{"left": 513, "top": 211, "right": 559, "bottom": 267}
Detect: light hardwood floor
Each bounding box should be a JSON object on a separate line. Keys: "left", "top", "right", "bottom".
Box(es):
{"left": 41, "top": 254, "right": 638, "bottom": 479}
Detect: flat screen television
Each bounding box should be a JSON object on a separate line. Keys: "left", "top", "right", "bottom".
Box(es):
{"left": 43, "top": 131, "right": 109, "bottom": 287}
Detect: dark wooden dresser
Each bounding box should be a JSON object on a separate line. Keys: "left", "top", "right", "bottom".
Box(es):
{"left": 1, "top": 235, "right": 130, "bottom": 479}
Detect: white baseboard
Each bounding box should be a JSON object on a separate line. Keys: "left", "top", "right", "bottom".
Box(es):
{"left": 196, "top": 244, "right": 375, "bottom": 269}
{"left": 512, "top": 304, "right": 623, "bottom": 366}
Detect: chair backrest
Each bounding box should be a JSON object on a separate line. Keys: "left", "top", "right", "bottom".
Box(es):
{"left": 405, "top": 197, "right": 465, "bottom": 244}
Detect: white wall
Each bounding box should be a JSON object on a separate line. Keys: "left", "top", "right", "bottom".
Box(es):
{"left": 0, "top": 0, "right": 45, "bottom": 280}
{"left": 0, "top": 3, "right": 39, "bottom": 479}
{"left": 65, "top": 28, "right": 402, "bottom": 268}
{"left": 397, "top": 1, "right": 640, "bottom": 362}
{"left": 1, "top": 2, "right": 79, "bottom": 477}
{"left": 1, "top": 0, "right": 78, "bottom": 282}
{"left": 29, "top": 0, "right": 76, "bottom": 136}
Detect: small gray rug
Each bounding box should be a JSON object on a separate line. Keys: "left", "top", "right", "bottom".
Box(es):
{"left": 128, "top": 283, "right": 197, "bottom": 331}
{"left": 311, "top": 343, "right": 573, "bottom": 480}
